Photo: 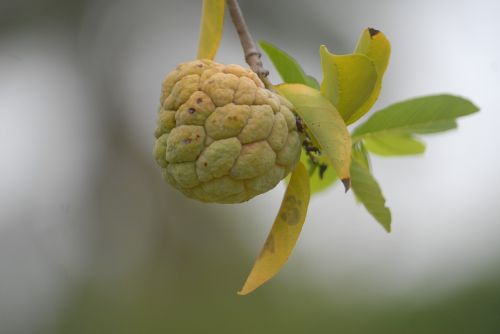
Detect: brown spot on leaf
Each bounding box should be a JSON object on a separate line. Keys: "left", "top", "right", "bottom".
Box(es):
{"left": 341, "top": 178, "right": 351, "bottom": 193}
{"left": 188, "top": 107, "right": 196, "bottom": 114}
{"left": 196, "top": 98, "right": 203, "bottom": 104}
{"left": 261, "top": 234, "right": 275, "bottom": 256}
{"left": 368, "top": 28, "right": 380, "bottom": 38}
{"left": 281, "top": 195, "right": 301, "bottom": 226}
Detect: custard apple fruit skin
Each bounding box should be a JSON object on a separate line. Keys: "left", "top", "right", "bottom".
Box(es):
{"left": 154, "top": 59, "right": 301, "bottom": 203}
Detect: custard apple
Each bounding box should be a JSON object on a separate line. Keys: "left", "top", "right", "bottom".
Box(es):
{"left": 154, "top": 59, "right": 301, "bottom": 203}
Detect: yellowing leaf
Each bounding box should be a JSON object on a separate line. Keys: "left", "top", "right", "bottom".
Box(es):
{"left": 347, "top": 28, "right": 392, "bottom": 124}
{"left": 355, "top": 28, "right": 391, "bottom": 77}
{"left": 276, "top": 83, "right": 352, "bottom": 184}
{"left": 363, "top": 133, "right": 426, "bottom": 156}
{"left": 239, "top": 162, "right": 310, "bottom": 295}
{"left": 320, "top": 45, "right": 378, "bottom": 124}
{"left": 197, "top": 0, "right": 225, "bottom": 60}
{"left": 347, "top": 28, "right": 391, "bottom": 124}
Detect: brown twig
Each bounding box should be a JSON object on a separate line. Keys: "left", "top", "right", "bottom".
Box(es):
{"left": 226, "top": 0, "right": 272, "bottom": 89}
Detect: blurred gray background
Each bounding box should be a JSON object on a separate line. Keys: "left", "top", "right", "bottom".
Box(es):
{"left": 1, "top": 0, "right": 499, "bottom": 333}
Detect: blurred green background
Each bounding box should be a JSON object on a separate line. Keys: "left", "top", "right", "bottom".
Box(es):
{"left": 1, "top": 0, "right": 499, "bottom": 333}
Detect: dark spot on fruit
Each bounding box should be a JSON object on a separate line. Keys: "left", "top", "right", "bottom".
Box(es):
{"left": 204, "top": 162, "right": 208, "bottom": 167}
{"left": 197, "top": 64, "right": 203, "bottom": 68}
{"left": 188, "top": 107, "right": 196, "bottom": 114}
{"left": 368, "top": 28, "right": 380, "bottom": 37}
{"left": 196, "top": 98, "right": 203, "bottom": 104}
{"left": 182, "top": 138, "right": 192, "bottom": 144}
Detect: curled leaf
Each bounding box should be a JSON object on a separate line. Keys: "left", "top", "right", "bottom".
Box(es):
{"left": 355, "top": 28, "right": 391, "bottom": 79}
{"left": 347, "top": 28, "right": 392, "bottom": 124}
{"left": 320, "top": 45, "right": 377, "bottom": 124}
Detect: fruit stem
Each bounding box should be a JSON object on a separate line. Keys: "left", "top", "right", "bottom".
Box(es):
{"left": 226, "top": 0, "right": 272, "bottom": 89}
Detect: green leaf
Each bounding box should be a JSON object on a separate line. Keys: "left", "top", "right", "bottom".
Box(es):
{"left": 320, "top": 45, "right": 378, "bottom": 124}
{"left": 275, "top": 83, "right": 352, "bottom": 184}
{"left": 352, "top": 141, "right": 371, "bottom": 170}
{"left": 197, "top": 0, "right": 225, "bottom": 60}
{"left": 348, "top": 28, "right": 392, "bottom": 124}
{"left": 350, "top": 154, "right": 391, "bottom": 232}
{"left": 411, "top": 120, "right": 458, "bottom": 134}
{"left": 352, "top": 95, "right": 479, "bottom": 140}
{"left": 239, "top": 162, "right": 310, "bottom": 295}
{"left": 305, "top": 75, "right": 320, "bottom": 90}
{"left": 364, "top": 133, "right": 426, "bottom": 156}
{"left": 351, "top": 142, "right": 370, "bottom": 204}
{"left": 259, "top": 40, "right": 319, "bottom": 89}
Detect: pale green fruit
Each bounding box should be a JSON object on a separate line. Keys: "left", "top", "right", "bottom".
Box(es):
{"left": 154, "top": 59, "right": 301, "bottom": 203}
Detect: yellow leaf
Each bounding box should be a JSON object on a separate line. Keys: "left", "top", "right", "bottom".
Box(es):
{"left": 276, "top": 83, "right": 352, "bottom": 183}
{"left": 347, "top": 28, "right": 392, "bottom": 124}
{"left": 320, "top": 45, "right": 377, "bottom": 125}
{"left": 355, "top": 28, "right": 391, "bottom": 77}
{"left": 238, "top": 162, "right": 310, "bottom": 295}
{"left": 197, "top": 0, "right": 225, "bottom": 60}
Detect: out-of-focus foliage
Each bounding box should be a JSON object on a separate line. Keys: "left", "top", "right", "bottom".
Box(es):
{"left": 363, "top": 133, "right": 426, "bottom": 156}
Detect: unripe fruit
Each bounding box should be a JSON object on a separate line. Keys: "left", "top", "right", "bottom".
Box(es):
{"left": 154, "top": 59, "right": 301, "bottom": 203}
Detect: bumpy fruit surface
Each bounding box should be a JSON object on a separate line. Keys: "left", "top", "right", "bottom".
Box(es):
{"left": 154, "top": 59, "right": 301, "bottom": 203}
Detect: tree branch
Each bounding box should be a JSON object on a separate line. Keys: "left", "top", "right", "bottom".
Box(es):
{"left": 226, "top": 0, "right": 272, "bottom": 88}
